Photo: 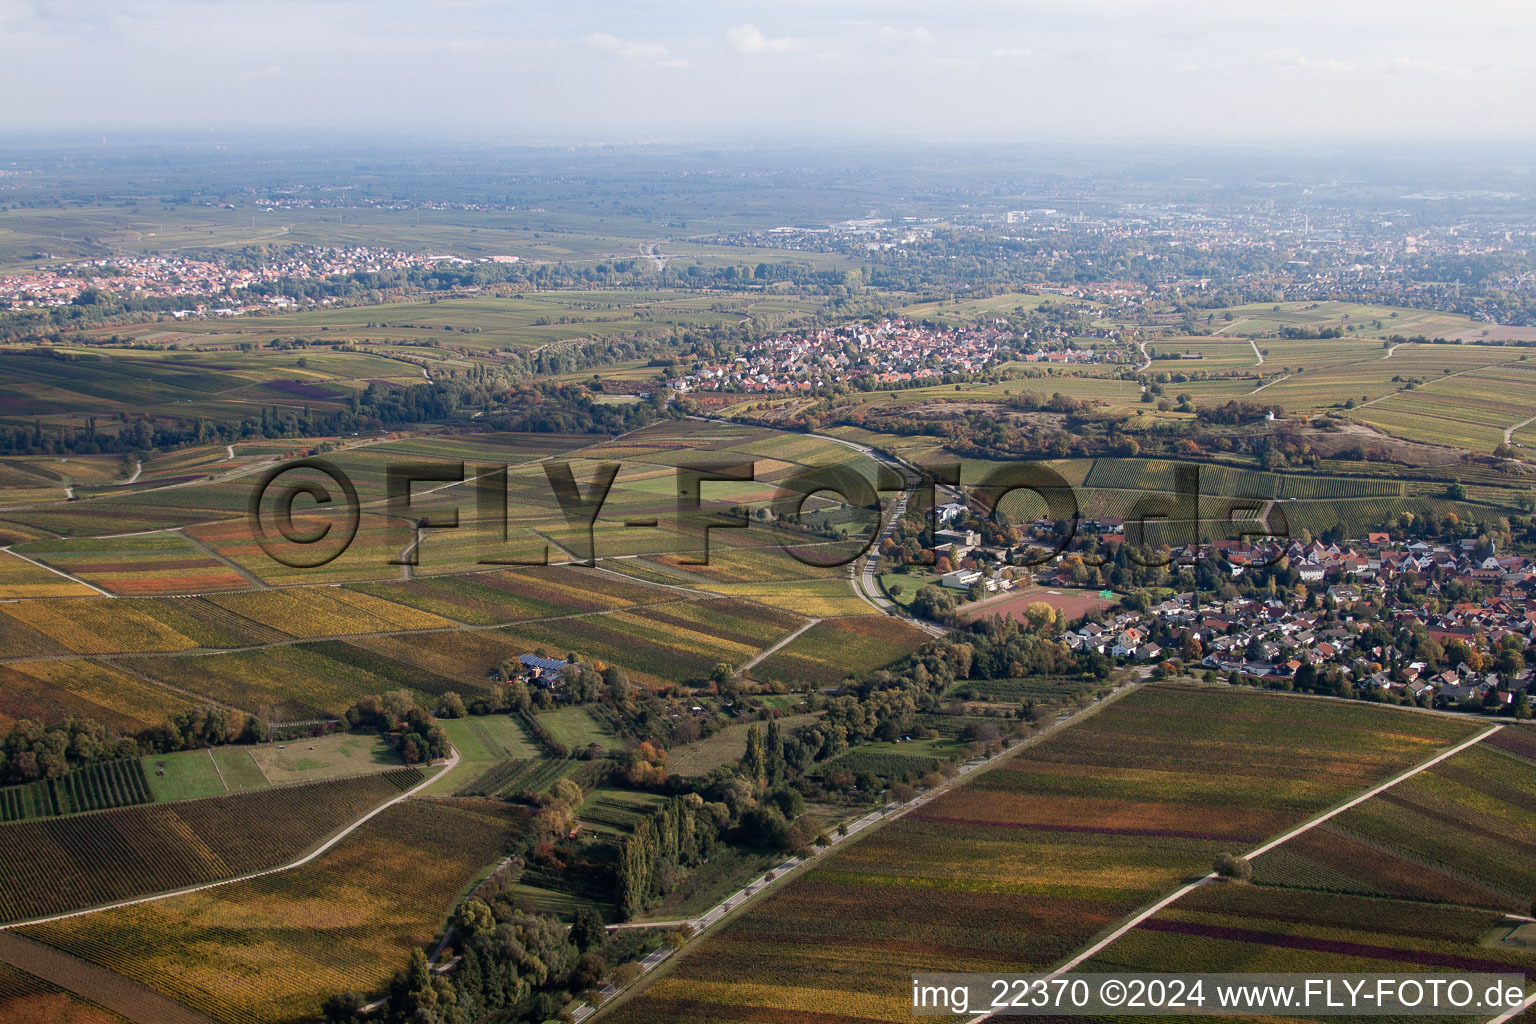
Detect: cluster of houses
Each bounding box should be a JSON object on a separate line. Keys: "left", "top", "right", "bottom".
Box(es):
{"left": 1054, "top": 535, "right": 1536, "bottom": 708}
{"left": 0, "top": 246, "right": 506, "bottom": 311}
{"left": 667, "top": 319, "right": 1005, "bottom": 394}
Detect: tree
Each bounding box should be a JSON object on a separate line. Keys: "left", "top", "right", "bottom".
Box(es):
{"left": 742, "top": 725, "right": 767, "bottom": 783}
{"left": 452, "top": 898, "right": 496, "bottom": 940}
{"left": 911, "top": 585, "right": 957, "bottom": 621}
{"left": 322, "top": 991, "right": 364, "bottom": 1023}
{"left": 1181, "top": 635, "right": 1203, "bottom": 663}
{"left": 604, "top": 664, "right": 632, "bottom": 703}
{"left": 570, "top": 906, "right": 607, "bottom": 953}
{"left": 571, "top": 951, "right": 608, "bottom": 993}
{"left": 1213, "top": 852, "right": 1252, "bottom": 881}
{"left": 435, "top": 691, "right": 466, "bottom": 719}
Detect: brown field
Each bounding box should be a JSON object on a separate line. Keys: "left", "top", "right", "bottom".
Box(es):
{"left": 961, "top": 584, "right": 1117, "bottom": 624}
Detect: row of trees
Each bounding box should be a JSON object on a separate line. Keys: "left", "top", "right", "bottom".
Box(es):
{"left": 0, "top": 706, "right": 269, "bottom": 785}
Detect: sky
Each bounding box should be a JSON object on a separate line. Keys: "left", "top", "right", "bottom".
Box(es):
{"left": 1, "top": 0, "right": 1532, "bottom": 142}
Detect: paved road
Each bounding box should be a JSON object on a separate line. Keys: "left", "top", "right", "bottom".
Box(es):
{"left": 739, "top": 617, "right": 821, "bottom": 675}
{"left": 0, "top": 747, "right": 461, "bottom": 932}
{"left": 0, "top": 544, "right": 115, "bottom": 597}
{"left": 569, "top": 683, "right": 1139, "bottom": 1023}
{"left": 688, "top": 414, "right": 947, "bottom": 634}
{"left": 784, "top": 425, "right": 947, "bottom": 635}
{"left": 962, "top": 723, "right": 1505, "bottom": 1023}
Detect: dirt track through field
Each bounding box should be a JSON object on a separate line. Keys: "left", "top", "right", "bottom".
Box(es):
{"left": 0, "top": 931, "right": 215, "bottom": 1024}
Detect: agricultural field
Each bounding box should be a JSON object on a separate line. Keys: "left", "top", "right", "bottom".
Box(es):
{"left": 122, "top": 640, "right": 481, "bottom": 722}
{"left": 695, "top": 577, "right": 874, "bottom": 617}
{"left": 668, "top": 712, "right": 824, "bottom": 779}
{"left": 0, "top": 593, "right": 328, "bottom": 658}
{"left": 942, "top": 675, "right": 1103, "bottom": 706}
{"left": 0, "top": 548, "right": 97, "bottom": 598}
{"left": 0, "top": 759, "right": 152, "bottom": 823}
{"left": 18, "top": 799, "right": 511, "bottom": 1024}
{"left": 898, "top": 290, "right": 1062, "bottom": 324}
{"left": 1076, "top": 883, "right": 1536, "bottom": 1004}
{"left": 1356, "top": 358, "right": 1536, "bottom": 452}
{"left": 961, "top": 586, "right": 1118, "bottom": 626}
{"left": 578, "top": 786, "right": 669, "bottom": 837}
{"left": 14, "top": 532, "right": 250, "bottom": 596}
{"left": 0, "top": 599, "right": 205, "bottom": 656}
{"left": 0, "top": 960, "right": 129, "bottom": 1024}
{"left": 1250, "top": 735, "right": 1536, "bottom": 913}
{"left": 498, "top": 598, "right": 808, "bottom": 690}
{"left": 451, "top": 758, "right": 580, "bottom": 799}
{"left": 604, "top": 685, "right": 1480, "bottom": 1024}
{"left": 813, "top": 737, "right": 964, "bottom": 782}
{"left": 0, "top": 660, "right": 196, "bottom": 734}
{"left": 342, "top": 629, "right": 531, "bottom": 688}
{"left": 0, "top": 767, "right": 423, "bottom": 923}
{"left": 536, "top": 706, "right": 620, "bottom": 753}
{"left": 202, "top": 588, "right": 453, "bottom": 638}
{"left": 749, "top": 616, "right": 930, "bottom": 686}
{"left": 1061, "top": 724, "right": 1536, "bottom": 1005}
{"left": 462, "top": 714, "right": 543, "bottom": 761}
{"left": 0, "top": 459, "right": 89, "bottom": 507}
{"left": 347, "top": 564, "right": 671, "bottom": 625}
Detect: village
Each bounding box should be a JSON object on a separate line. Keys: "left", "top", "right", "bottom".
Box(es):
{"left": 0, "top": 246, "right": 514, "bottom": 313}
{"left": 668, "top": 318, "right": 1031, "bottom": 394}
{"left": 1036, "top": 530, "right": 1536, "bottom": 712}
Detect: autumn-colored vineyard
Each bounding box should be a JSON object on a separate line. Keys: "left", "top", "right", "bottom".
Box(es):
{"left": 0, "top": 759, "right": 152, "bottom": 823}
{"left": 605, "top": 684, "right": 1482, "bottom": 1024}
{"left": 20, "top": 800, "right": 511, "bottom": 1024}
{"left": 0, "top": 767, "right": 421, "bottom": 923}
{"left": 0, "top": 961, "right": 128, "bottom": 1024}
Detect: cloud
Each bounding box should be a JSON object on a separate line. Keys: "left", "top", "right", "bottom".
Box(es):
{"left": 992, "top": 46, "right": 1042, "bottom": 60}
{"left": 877, "top": 26, "right": 935, "bottom": 48}
{"left": 727, "top": 24, "right": 803, "bottom": 54}
{"left": 1386, "top": 56, "right": 1477, "bottom": 79}
{"left": 1268, "top": 48, "right": 1358, "bottom": 73}
{"left": 586, "top": 32, "right": 688, "bottom": 68}
{"left": 240, "top": 65, "right": 284, "bottom": 80}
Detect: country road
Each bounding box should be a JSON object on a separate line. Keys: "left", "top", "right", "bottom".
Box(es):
{"left": 0, "top": 746, "right": 461, "bottom": 932}
{"left": 1355, "top": 356, "right": 1526, "bottom": 411}
{"left": 689, "top": 415, "right": 947, "bottom": 634}
{"left": 1504, "top": 413, "right": 1536, "bottom": 446}
{"left": 962, "top": 723, "right": 1505, "bottom": 1023}
{"left": 738, "top": 617, "right": 820, "bottom": 675}
{"left": 570, "top": 681, "right": 1141, "bottom": 1022}
{"left": 1249, "top": 372, "right": 1290, "bottom": 394}
{"left": 0, "top": 544, "right": 114, "bottom": 597}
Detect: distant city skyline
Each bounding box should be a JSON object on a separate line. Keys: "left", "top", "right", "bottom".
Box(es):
{"left": 2, "top": 0, "right": 1534, "bottom": 142}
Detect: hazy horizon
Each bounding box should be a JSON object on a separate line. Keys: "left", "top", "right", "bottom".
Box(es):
{"left": 4, "top": 0, "right": 1535, "bottom": 143}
